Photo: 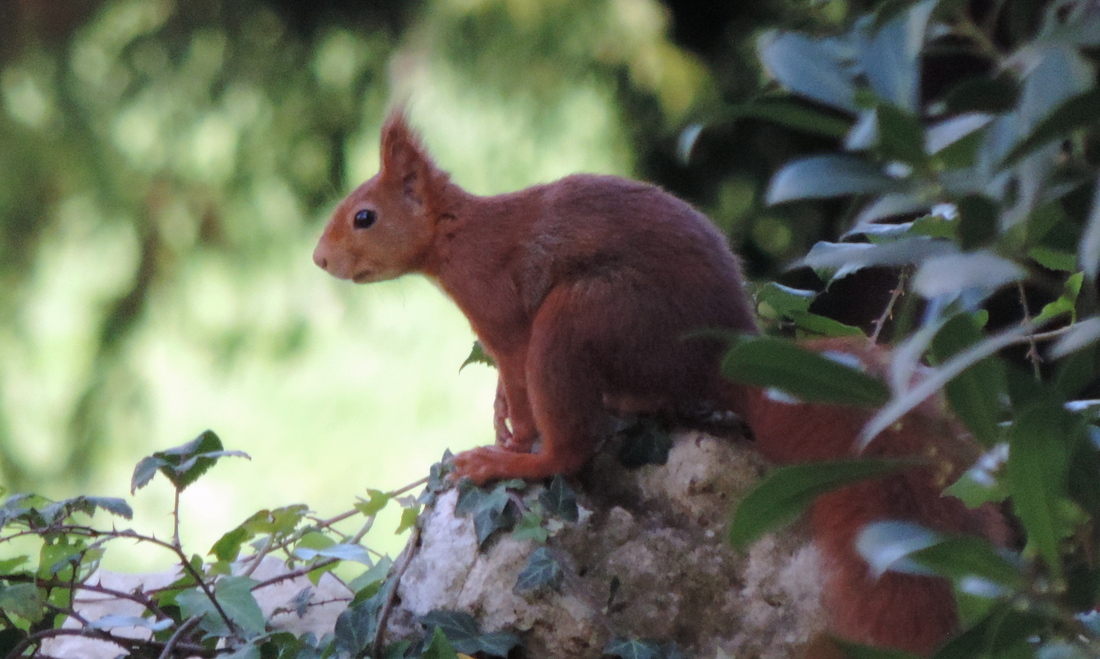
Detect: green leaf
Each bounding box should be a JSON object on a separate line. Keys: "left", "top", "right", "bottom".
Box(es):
{"left": 334, "top": 599, "right": 378, "bottom": 657}
{"left": 956, "top": 195, "right": 998, "bottom": 250}
{"left": 930, "top": 313, "right": 1006, "bottom": 447}
{"left": 211, "top": 526, "right": 252, "bottom": 562}
{"left": 1034, "top": 272, "right": 1083, "bottom": 325}
{"left": 396, "top": 505, "right": 420, "bottom": 535}
{"left": 1002, "top": 88, "right": 1100, "bottom": 166}
{"left": 757, "top": 31, "right": 858, "bottom": 113}
{"left": 857, "top": 521, "right": 1024, "bottom": 590}
{"left": 721, "top": 96, "right": 852, "bottom": 139}
{"left": 766, "top": 155, "right": 906, "bottom": 205}
{"left": 729, "top": 458, "right": 917, "bottom": 549}
{"left": 722, "top": 336, "right": 889, "bottom": 408}
{"left": 1008, "top": 402, "right": 1077, "bottom": 583}
{"left": 420, "top": 610, "right": 478, "bottom": 649}
{"left": 616, "top": 418, "right": 672, "bottom": 467}
{"left": 1028, "top": 246, "right": 1077, "bottom": 272}
{"left": 421, "top": 627, "right": 459, "bottom": 659}
{"left": 756, "top": 282, "right": 815, "bottom": 317}
{"left": 216, "top": 576, "right": 265, "bottom": 636}
{"left": 131, "top": 431, "right": 249, "bottom": 493}
{"left": 356, "top": 489, "right": 392, "bottom": 517}
{"left": 539, "top": 476, "right": 578, "bottom": 523}
{"left": 944, "top": 76, "right": 1020, "bottom": 115}
{"left": 786, "top": 311, "right": 865, "bottom": 338}
{"left": 178, "top": 587, "right": 231, "bottom": 637}
{"left": 295, "top": 543, "right": 374, "bottom": 565}
{"left": 511, "top": 511, "right": 550, "bottom": 543}
{"left": 945, "top": 444, "right": 1009, "bottom": 507}
{"left": 0, "top": 583, "right": 44, "bottom": 622}
{"left": 513, "top": 546, "right": 564, "bottom": 595}
{"left": 82, "top": 496, "right": 133, "bottom": 520}
{"left": 876, "top": 103, "right": 927, "bottom": 166}
{"left": 460, "top": 341, "right": 494, "bottom": 371}
{"left": 471, "top": 487, "right": 513, "bottom": 547}
{"left": 604, "top": 637, "right": 663, "bottom": 659}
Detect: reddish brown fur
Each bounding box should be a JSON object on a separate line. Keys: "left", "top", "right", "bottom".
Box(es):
{"left": 313, "top": 111, "right": 1005, "bottom": 656}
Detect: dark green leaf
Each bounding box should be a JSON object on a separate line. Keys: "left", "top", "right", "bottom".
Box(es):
{"left": 729, "top": 459, "right": 916, "bottom": 549}
{"left": 513, "top": 546, "right": 564, "bottom": 594}
{"left": 539, "top": 476, "right": 578, "bottom": 523}
{"left": 604, "top": 637, "right": 662, "bottom": 659}
{"left": 932, "top": 604, "right": 1044, "bottom": 659}
{"left": 460, "top": 341, "right": 494, "bottom": 371}
{"left": 722, "top": 96, "right": 851, "bottom": 139}
{"left": 475, "top": 631, "right": 523, "bottom": 657}
{"left": 722, "top": 336, "right": 889, "bottom": 408}
{"left": 766, "top": 155, "right": 906, "bottom": 205}
{"left": 177, "top": 587, "right": 231, "bottom": 637}
{"left": 930, "top": 313, "right": 1006, "bottom": 447}
{"left": 472, "top": 487, "right": 514, "bottom": 547}
{"left": 617, "top": 418, "right": 672, "bottom": 467}
{"left": 83, "top": 496, "right": 133, "bottom": 520}
{"left": 756, "top": 282, "right": 815, "bottom": 317}
{"left": 396, "top": 505, "right": 420, "bottom": 535}
{"left": 1002, "top": 88, "right": 1100, "bottom": 166}
{"left": 956, "top": 195, "right": 998, "bottom": 250}
{"left": 1008, "top": 402, "right": 1078, "bottom": 582}
{"left": 876, "top": 104, "right": 927, "bottom": 166}
{"left": 944, "top": 76, "right": 1020, "bottom": 115}
{"left": 420, "top": 610, "right": 479, "bottom": 652}
{"left": 131, "top": 431, "right": 249, "bottom": 493}
{"left": 334, "top": 599, "right": 378, "bottom": 657}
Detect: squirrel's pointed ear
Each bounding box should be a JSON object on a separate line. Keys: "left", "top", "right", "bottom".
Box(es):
{"left": 379, "top": 110, "right": 432, "bottom": 206}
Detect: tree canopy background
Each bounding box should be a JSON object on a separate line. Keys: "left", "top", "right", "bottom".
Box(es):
{"left": 0, "top": 0, "right": 846, "bottom": 565}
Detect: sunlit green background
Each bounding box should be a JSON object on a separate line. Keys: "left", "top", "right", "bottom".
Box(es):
{"left": 0, "top": 0, "right": 854, "bottom": 569}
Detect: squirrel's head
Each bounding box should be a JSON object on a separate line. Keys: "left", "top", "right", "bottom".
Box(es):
{"left": 313, "top": 110, "right": 448, "bottom": 283}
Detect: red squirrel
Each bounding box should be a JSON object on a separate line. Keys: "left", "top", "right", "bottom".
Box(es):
{"left": 313, "top": 110, "right": 1006, "bottom": 656}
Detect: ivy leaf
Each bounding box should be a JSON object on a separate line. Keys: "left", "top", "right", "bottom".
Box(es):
{"left": 604, "top": 637, "right": 663, "bottom": 659}
{"left": 421, "top": 610, "right": 519, "bottom": 657}
{"left": 357, "top": 489, "right": 392, "bottom": 517}
{"left": 729, "top": 459, "right": 917, "bottom": 549}
{"left": 539, "top": 476, "right": 578, "bottom": 523}
{"left": 766, "top": 155, "right": 906, "bottom": 205}
{"left": 460, "top": 341, "right": 495, "bottom": 371}
{"left": 472, "top": 487, "right": 514, "bottom": 547}
{"left": 420, "top": 627, "right": 459, "bottom": 659}
{"left": 334, "top": 599, "right": 379, "bottom": 657}
{"left": 511, "top": 511, "right": 549, "bottom": 543}
{"left": 722, "top": 336, "right": 889, "bottom": 408}
{"left": 513, "top": 546, "right": 564, "bottom": 595}
{"left": 617, "top": 418, "right": 672, "bottom": 467}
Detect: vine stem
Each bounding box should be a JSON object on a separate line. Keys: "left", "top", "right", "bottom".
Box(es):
{"left": 372, "top": 523, "right": 423, "bottom": 658}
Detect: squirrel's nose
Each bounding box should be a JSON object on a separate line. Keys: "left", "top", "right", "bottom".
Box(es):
{"left": 312, "top": 247, "right": 328, "bottom": 270}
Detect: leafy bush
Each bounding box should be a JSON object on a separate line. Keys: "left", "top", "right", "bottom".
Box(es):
{"left": 716, "top": 1, "right": 1100, "bottom": 657}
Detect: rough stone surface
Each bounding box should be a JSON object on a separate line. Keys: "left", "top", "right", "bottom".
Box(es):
{"left": 386, "top": 430, "right": 828, "bottom": 658}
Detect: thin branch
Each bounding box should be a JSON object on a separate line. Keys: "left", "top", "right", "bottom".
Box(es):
{"left": 372, "top": 523, "right": 423, "bottom": 658}
{"left": 871, "top": 269, "right": 909, "bottom": 344}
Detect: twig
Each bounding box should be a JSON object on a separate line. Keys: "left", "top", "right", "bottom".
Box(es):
{"left": 157, "top": 616, "right": 201, "bottom": 659}
{"left": 372, "top": 523, "right": 423, "bottom": 658}
{"left": 871, "top": 269, "right": 909, "bottom": 344}
{"left": 1017, "top": 281, "right": 1043, "bottom": 378}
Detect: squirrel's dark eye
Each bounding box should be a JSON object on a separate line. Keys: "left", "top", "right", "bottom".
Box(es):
{"left": 353, "top": 209, "right": 377, "bottom": 229}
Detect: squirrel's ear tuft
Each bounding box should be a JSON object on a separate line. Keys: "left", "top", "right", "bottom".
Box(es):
{"left": 379, "top": 108, "right": 434, "bottom": 205}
